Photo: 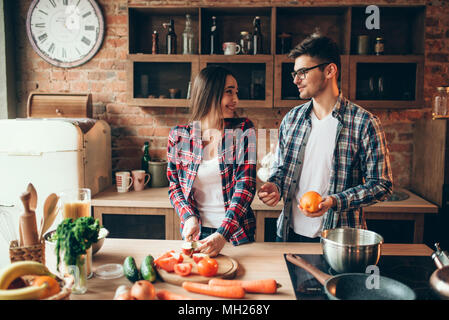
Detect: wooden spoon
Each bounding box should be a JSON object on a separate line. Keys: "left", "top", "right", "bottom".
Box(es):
{"left": 39, "top": 193, "right": 59, "bottom": 241}
{"left": 27, "top": 183, "right": 38, "bottom": 212}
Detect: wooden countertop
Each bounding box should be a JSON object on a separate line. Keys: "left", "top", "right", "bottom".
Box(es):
{"left": 70, "top": 239, "right": 432, "bottom": 300}
{"left": 92, "top": 186, "right": 438, "bottom": 213}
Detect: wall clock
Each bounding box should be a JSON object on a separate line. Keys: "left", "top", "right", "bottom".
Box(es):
{"left": 26, "top": 0, "right": 105, "bottom": 68}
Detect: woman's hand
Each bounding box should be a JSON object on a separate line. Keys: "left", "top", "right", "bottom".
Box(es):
{"left": 182, "top": 217, "right": 200, "bottom": 241}
{"left": 197, "top": 232, "right": 227, "bottom": 257}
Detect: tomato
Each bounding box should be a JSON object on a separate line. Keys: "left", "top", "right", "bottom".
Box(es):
{"left": 154, "top": 250, "right": 183, "bottom": 272}
{"left": 156, "top": 257, "right": 178, "bottom": 272}
{"left": 192, "top": 253, "right": 209, "bottom": 264}
{"left": 197, "top": 258, "right": 218, "bottom": 277}
{"left": 174, "top": 263, "right": 192, "bottom": 276}
{"left": 154, "top": 250, "right": 175, "bottom": 266}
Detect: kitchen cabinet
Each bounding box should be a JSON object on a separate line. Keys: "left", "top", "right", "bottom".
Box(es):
{"left": 91, "top": 186, "right": 437, "bottom": 243}
{"left": 126, "top": 4, "right": 424, "bottom": 109}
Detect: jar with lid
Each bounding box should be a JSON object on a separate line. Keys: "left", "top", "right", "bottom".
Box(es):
{"left": 374, "top": 37, "right": 384, "bottom": 55}
{"left": 433, "top": 86, "right": 449, "bottom": 119}
{"left": 240, "top": 31, "right": 252, "bottom": 54}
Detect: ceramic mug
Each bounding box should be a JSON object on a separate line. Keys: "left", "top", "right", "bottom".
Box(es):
{"left": 223, "top": 42, "right": 241, "bottom": 55}
{"left": 115, "top": 171, "right": 133, "bottom": 193}
{"left": 132, "top": 170, "right": 151, "bottom": 191}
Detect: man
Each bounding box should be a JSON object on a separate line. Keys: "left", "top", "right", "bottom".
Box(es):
{"left": 258, "top": 34, "right": 393, "bottom": 242}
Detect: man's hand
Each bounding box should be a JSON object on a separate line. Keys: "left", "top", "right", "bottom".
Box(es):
{"left": 257, "top": 182, "right": 281, "bottom": 207}
{"left": 197, "top": 232, "right": 227, "bottom": 257}
{"left": 182, "top": 217, "right": 200, "bottom": 241}
{"left": 299, "top": 196, "right": 336, "bottom": 218}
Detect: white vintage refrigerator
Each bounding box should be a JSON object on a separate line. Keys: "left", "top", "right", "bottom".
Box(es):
{"left": 0, "top": 118, "right": 112, "bottom": 268}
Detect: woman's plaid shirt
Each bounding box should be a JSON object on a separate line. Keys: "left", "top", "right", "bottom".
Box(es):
{"left": 268, "top": 96, "right": 393, "bottom": 240}
{"left": 167, "top": 118, "right": 257, "bottom": 245}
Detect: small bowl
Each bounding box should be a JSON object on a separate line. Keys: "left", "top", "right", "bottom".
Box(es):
{"left": 92, "top": 227, "right": 109, "bottom": 255}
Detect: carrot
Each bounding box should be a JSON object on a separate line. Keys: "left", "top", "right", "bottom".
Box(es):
{"left": 208, "top": 278, "right": 280, "bottom": 294}
{"left": 156, "top": 289, "right": 193, "bottom": 300}
{"left": 182, "top": 281, "right": 245, "bottom": 299}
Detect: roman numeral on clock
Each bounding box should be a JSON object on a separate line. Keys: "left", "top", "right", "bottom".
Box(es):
{"left": 82, "top": 11, "right": 92, "bottom": 19}
{"left": 48, "top": 43, "right": 55, "bottom": 54}
{"left": 38, "top": 33, "right": 48, "bottom": 43}
{"left": 81, "top": 36, "right": 91, "bottom": 46}
{"left": 63, "top": 0, "right": 68, "bottom": 5}
{"left": 85, "top": 25, "right": 95, "bottom": 31}
{"left": 35, "top": 23, "right": 46, "bottom": 28}
{"left": 62, "top": 48, "right": 67, "bottom": 59}
{"left": 49, "top": 0, "right": 56, "bottom": 8}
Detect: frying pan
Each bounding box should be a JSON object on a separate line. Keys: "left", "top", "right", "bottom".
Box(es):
{"left": 286, "top": 254, "right": 416, "bottom": 300}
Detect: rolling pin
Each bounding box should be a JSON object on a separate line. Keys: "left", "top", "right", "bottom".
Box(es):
{"left": 19, "top": 191, "right": 39, "bottom": 246}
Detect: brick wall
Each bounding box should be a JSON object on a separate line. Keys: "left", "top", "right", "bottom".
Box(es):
{"left": 13, "top": 0, "right": 449, "bottom": 188}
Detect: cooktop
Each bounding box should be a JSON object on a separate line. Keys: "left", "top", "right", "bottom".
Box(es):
{"left": 284, "top": 254, "right": 440, "bottom": 300}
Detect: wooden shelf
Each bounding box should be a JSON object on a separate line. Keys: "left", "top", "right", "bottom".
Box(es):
{"left": 126, "top": 5, "right": 425, "bottom": 110}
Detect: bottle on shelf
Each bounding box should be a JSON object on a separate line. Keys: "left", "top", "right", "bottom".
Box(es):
{"left": 374, "top": 37, "right": 384, "bottom": 55}
{"left": 240, "top": 31, "right": 252, "bottom": 54}
{"left": 152, "top": 30, "right": 159, "bottom": 54}
{"left": 141, "top": 141, "right": 151, "bottom": 174}
{"left": 163, "top": 19, "right": 177, "bottom": 54}
{"left": 182, "top": 14, "right": 194, "bottom": 54}
{"left": 252, "top": 16, "right": 263, "bottom": 55}
{"left": 209, "top": 16, "right": 219, "bottom": 54}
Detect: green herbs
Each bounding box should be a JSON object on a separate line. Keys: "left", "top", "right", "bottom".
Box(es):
{"left": 54, "top": 217, "right": 100, "bottom": 271}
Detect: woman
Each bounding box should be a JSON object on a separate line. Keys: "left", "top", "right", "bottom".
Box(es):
{"left": 167, "top": 65, "right": 257, "bottom": 256}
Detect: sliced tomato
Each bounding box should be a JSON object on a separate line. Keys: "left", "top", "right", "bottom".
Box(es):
{"left": 174, "top": 263, "right": 192, "bottom": 276}
{"left": 170, "top": 252, "right": 184, "bottom": 263}
{"left": 156, "top": 257, "right": 178, "bottom": 272}
{"left": 197, "top": 258, "right": 218, "bottom": 277}
{"left": 192, "top": 253, "right": 209, "bottom": 264}
{"left": 154, "top": 250, "right": 175, "bottom": 266}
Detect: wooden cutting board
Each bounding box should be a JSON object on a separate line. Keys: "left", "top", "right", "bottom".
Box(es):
{"left": 157, "top": 254, "right": 238, "bottom": 286}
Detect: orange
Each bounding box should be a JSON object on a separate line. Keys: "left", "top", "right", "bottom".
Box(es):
{"left": 32, "top": 275, "right": 61, "bottom": 299}
{"left": 299, "top": 191, "right": 323, "bottom": 213}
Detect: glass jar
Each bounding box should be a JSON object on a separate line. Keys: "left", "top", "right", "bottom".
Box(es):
{"left": 67, "top": 252, "right": 89, "bottom": 294}
{"left": 374, "top": 37, "right": 384, "bottom": 55}
{"left": 240, "top": 31, "right": 252, "bottom": 55}
{"left": 433, "top": 86, "right": 449, "bottom": 119}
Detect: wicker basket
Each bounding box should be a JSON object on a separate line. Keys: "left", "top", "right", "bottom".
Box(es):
{"left": 21, "top": 274, "right": 73, "bottom": 300}
{"left": 46, "top": 276, "right": 73, "bottom": 300}
{"left": 9, "top": 240, "right": 45, "bottom": 265}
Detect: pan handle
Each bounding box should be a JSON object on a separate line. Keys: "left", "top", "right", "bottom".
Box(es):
{"left": 286, "top": 253, "right": 332, "bottom": 285}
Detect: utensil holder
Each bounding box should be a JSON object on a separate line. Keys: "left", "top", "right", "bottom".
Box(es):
{"left": 9, "top": 240, "right": 45, "bottom": 265}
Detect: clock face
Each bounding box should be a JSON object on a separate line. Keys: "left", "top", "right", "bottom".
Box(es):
{"left": 26, "top": 0, "right": 105, "bottom": 68}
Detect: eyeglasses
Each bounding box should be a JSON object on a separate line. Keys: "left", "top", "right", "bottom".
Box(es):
{"left": 291, "top": 63, "right": 330, "bottom": 80}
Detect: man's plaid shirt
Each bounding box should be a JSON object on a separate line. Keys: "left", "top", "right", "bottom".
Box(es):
{"left": 167, "top": 118, "right": 257, "bottom": 246}
{"left": 268, "top": 96, "right": 393, "bottom": 240}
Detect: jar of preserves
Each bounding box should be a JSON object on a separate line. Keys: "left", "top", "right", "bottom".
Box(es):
{"left": 433, "top": 86, "right": 449, "bottom": 119}
{"left": 240, "top": 31, "right": 252, "bottom": 54}
{"left": 374, "top": 37, "right": 384, "bottom": 55}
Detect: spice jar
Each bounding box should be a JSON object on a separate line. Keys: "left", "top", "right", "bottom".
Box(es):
{"left": 433, "top": 86, "right": 449, "bottom": 119}
{"left": 374, "top": 37, "right": 384, "bottom": 55}
{"left": 240, "top": 31, "right": 252, "bottom": 54}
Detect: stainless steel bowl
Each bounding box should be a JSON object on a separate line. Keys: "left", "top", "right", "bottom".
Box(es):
{"left": 321, "top": 228, "right": 384, "bottom": 273}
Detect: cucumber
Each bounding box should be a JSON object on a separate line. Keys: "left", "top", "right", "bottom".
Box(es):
{"left": 123, "top": 256, "right": 141, "bottom": 283}
{"left": 140, "top": 255, "right": 156, "bottom": 282}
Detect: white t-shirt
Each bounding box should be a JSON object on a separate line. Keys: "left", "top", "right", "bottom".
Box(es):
{"left": 192, "top": 157, "right": 226, "bottom": 228}
{"left": 291, "top": 110, "right": 339, "bottom": 238}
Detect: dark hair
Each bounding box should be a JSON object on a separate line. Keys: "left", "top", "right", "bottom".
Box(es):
{"left": 288, "top": 33, "right": 341, "bottom": 81}
{"left": 189, "top": 65, "right": 236, "bottom": 128}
